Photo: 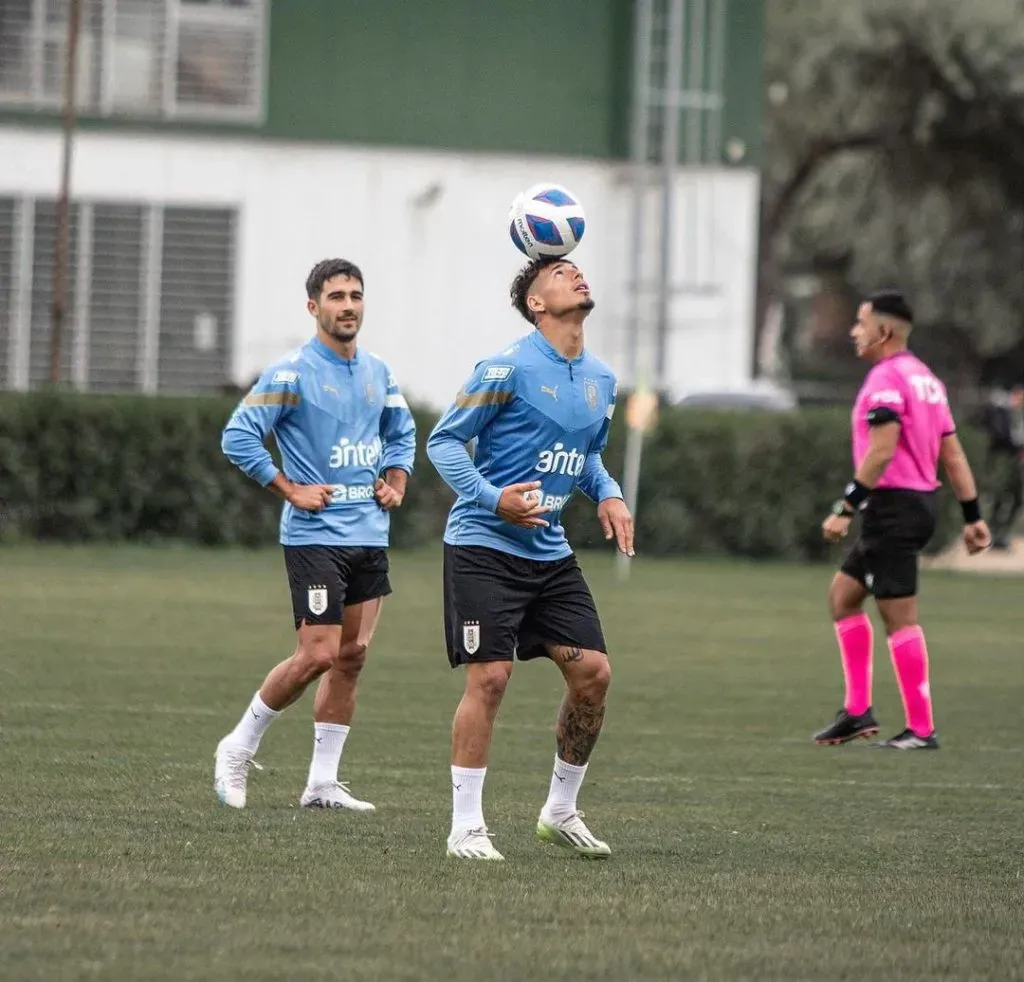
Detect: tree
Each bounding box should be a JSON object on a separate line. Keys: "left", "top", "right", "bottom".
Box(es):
{"left": 759, "top": 0, "right": 1024, "bottom": 389}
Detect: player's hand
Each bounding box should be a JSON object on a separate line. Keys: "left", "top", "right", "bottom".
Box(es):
{"left": 374, "top": 477, "right": 404, "bottom": 511}
{"left": 496, "top": 481, "right": 550, "bottom": 529}
{"left": 822, "top": 514, "right": 852, "bottom": 543}
{"left": 286, "top": 482, "right": 335, "bottom": 512}
{"left": 598, "top": 497, "right": 635, "bottom": 556}
{"left": 963, "top": 519, "right": 992, "bottom": 555}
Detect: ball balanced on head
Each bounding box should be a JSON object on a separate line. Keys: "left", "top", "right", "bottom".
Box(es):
{"left": 508, "top": 184, "right": 586, "bottom": 260}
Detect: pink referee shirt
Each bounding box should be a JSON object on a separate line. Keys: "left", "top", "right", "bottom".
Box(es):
{"left": 852, "top": 352, "right": 956, "bottom": 492}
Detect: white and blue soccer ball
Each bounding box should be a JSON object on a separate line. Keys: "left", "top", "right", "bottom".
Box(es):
{"left": 508, "top": 183, "right": 586, "bottom": 260}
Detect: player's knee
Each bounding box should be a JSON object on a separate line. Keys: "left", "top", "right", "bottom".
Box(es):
{"left": 468, "top": 663, "right": 512, "bottom": 706}
{"left": 590, "top": 657, "right": 612, "bottom": 697}
{"left": 333, "top": 639, "right": 369, "bottom": 676}
{"left": 571, "top": 654, "right": 611, "bottom": 702}
{"left": 296, "top": 640, "right": 336, "bottom": 678}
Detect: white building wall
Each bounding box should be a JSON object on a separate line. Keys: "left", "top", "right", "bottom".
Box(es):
{"left": 0, "top": 126, "right": 759, "bottom": 409}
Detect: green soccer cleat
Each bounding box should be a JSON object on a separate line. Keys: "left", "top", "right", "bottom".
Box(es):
{"left": 536, "top": 811, "right": 611, "bottom": 859}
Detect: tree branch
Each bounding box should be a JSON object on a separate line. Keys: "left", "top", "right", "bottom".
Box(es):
{"left": 762, "top": 131, "right": 892, "bottom": 242}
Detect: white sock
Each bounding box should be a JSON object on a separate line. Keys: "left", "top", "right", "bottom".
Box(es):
{"left": 541, "top": 756, "right": 588, "bottom": 819}
{"left": 450, "top": 765, "right": 487, "bottom": 835}
{"left": 226, "top": 692, "right": 280, "bottom": 753}
{"left": 306, "top": 723, "right": 350, "bottom": 788}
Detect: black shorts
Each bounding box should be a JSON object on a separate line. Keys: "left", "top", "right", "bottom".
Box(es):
{"left": 283, "top": 545, "right": 392, "bottom": 629}
{"left": 443, "top": 544, "right": 607, "bottom": 667}
{"left": 840, "top": 490, "right": 938, "bottom": 599}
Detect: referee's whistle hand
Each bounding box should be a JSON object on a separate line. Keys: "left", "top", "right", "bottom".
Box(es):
{"left": 822, "top": 514, "right": 851, "bottom": 543}
{"left": 963, "top": 520, "right": 992, "bottom": 555}
{"left": 496, "top": 481, "right": 550, "bottom": 529}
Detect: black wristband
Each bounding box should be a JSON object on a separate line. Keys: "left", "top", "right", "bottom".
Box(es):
{"left": 842, "top": 479, "right": 870, "bottom": 510}
{"left": 960, "top": 498, "right": 982, "bottom": 524}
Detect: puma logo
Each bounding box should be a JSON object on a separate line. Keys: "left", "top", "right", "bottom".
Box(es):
{"left": 452, "top": 782, "right": 462, "bottom": 792}
{"left": 541, "top": 384, "right": 558, "bottom": 400}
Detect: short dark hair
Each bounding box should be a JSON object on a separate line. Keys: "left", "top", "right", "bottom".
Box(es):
{"left": 306, "top": 258, "right": 363, "bottom": 300}
{"left": 510, "top": 256, "right": 572, "bottom": 324}
{"left": 867, "top": 290, "right": 913, "bottom": 324}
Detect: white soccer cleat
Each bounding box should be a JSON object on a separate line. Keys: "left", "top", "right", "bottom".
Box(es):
{"left": 300, "top": 781, "right": 376, "bottom": 812}
{"left": 446, "top": 827, "right": 505, "bottom": 861}
{"left": 214, "top": 738, "right": 261, "bottom": 809}
{"left": 536, "top": 810, "right": 611, "bottom": 859}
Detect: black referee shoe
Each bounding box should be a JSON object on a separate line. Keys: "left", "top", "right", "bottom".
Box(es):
{"left": 813, "top": 707, "right": 880, "bottom": 745}
{"left": 874, "top": 728, "right": 940, "bottom": 750}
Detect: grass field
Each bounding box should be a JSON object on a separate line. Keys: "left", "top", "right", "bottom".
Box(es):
{"left": 1, "top": 545, "right": 1022, "bottom": 982}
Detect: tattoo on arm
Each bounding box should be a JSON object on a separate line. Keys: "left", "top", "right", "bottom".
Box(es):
{"left": 556, "top": 698, "right": 605, "bottom": 766}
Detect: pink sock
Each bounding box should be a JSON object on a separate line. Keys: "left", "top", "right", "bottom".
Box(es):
{"left": 888, "top": 625, "right": 934, "bottom": 737}
{"left": 835, "top": 613, "right": 873, "bottom": 715}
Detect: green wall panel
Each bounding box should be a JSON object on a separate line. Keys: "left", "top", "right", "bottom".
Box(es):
{"left": 264, "top": 0, "right": 633, "bottom": 158}
{"left": 719, "top": 0, "right": 765, "bottom": 167}
{"left": 0, "top": 1, "right": 761, "bottom": 165}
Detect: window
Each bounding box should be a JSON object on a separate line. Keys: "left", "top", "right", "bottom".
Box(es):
{"left": 0, "top": 0, "right": 265, "bottom": 121}
{"left": 0, "top": 194, "right": 236, "bottom": 394}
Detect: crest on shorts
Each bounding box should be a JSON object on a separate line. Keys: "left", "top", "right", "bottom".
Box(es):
{"left": 365, "top": 381, "right": 377, "bottom": 405}
{"left": 584, "top": 379, "right": 598, "bottom": 411}
{"left": 463, "top": 620, "right": 481, "bottom": 655}
{"left": 308, "top": 585, "right": 328, "bottom": 616}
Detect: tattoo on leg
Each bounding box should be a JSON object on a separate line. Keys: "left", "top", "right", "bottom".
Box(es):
{"left": 554, "top": 645, "right": 584, "bottom": 664}
{"left": 556, "top": 697, "right": 605, "bottom": 765}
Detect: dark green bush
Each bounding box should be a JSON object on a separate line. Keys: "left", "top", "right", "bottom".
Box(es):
{"left": 0, "top": 392, "right": 985, "bottom": 559}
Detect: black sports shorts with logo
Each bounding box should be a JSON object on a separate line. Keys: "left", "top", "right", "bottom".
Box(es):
{"left": 283, "top": 545, "right": 391, "bottom": 629}
{"left": 443, "top": 543, "right": 608, "bottom": 667}
{"left": 840, "top": 489, "right": 939, "bottom": 599}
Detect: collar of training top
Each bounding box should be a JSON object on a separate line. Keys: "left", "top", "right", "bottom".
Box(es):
{"left": 310, "top": 336, "right": 361, "bottom": 367}
{"left": 530, "top": 328, "right": 586, "bottom": 365}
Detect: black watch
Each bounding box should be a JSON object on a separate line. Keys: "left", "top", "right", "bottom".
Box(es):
{"left": 831, "top": 499, "right": 855, "bottom": 518}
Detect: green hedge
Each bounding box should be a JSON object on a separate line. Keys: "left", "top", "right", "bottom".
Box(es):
{"left": 0, "top": 392, "right": 985, "bottom": 558}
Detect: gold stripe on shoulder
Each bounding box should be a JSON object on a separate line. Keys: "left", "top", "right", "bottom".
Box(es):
{"left": 243, "top": 392, "right": 301, "bottom": 407}
{"left": 455, "top": 390, "right": 512, "bottom": 409}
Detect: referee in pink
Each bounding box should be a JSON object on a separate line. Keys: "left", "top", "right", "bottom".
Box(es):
{"left": 815, "top": 291, "right": 991, "bottom": 749}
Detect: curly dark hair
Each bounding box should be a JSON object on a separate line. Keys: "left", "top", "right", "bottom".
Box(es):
{"left": 509, "top": 256, "right": 573, "bottom": 324}
{"left": 305, "top": 258, "right": 364, "bottom": 300}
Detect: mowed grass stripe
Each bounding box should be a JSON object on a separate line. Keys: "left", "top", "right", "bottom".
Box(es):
{"left": 0, "top": 545, "right": 1021, "bottom": 982}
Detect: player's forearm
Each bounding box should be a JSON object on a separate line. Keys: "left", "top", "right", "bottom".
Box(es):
{"left": 380, "top": 413, "right": 417, "bottom": 477}
{"left": 382, "top": 467, "right": 408, "bottom": 497}
{"left": 221, "top": 424, "right": 279, "bottom": 486}
{"left": 426, "top": 432, "right": 501, "bottom": 513}
{"left": 578, "top": 453, "right": 623, "bottom": 503}
{"left": 267, "top": 471, "right": 297, "bottom": 502}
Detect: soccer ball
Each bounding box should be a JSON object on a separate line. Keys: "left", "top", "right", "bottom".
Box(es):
{"left": 508, "top": 184, "right": 586, "bottom": 260}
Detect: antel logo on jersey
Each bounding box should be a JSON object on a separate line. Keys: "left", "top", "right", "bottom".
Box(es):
{"left": 535, "top": 443, "right": 586, "bottom": 477}
{"left": 329, "top": 436, "right": 382, "bottom": 469}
